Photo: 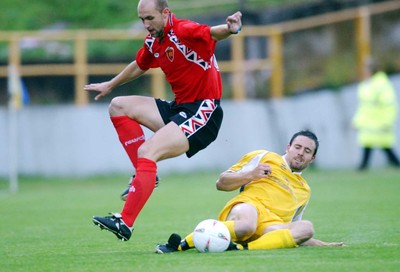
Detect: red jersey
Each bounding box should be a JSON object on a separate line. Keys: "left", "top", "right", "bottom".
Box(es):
{"left": 135, "top": 14, "right": 223, "bottom": 104}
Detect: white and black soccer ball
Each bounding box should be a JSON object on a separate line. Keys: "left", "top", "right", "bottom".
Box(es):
{"left": 192, "top": 219, "right": 231, "bottom": 253}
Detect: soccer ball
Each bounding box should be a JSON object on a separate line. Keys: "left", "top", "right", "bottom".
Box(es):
{"left": 192, "top": 219, "right": 231, "bottom": 253}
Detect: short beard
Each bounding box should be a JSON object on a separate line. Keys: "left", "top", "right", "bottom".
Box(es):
{"left": 290, "top": 163, "right": 308, "bottom": 172}
{"left": 154, "top": 29, "right": 164, "bottom": 39}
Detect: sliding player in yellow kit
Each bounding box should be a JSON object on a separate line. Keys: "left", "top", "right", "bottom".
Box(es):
{"left": 155, "top": 130, "right": 344, "bottom": 253}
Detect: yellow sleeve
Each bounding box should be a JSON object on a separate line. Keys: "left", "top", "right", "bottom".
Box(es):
{"left": 229, "top": 150, "right": 269, "bottom": 172}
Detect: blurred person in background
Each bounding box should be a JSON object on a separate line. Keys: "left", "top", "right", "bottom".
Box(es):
{"left": 84, "top": 0, "right": 242, "bottom": 241}
{"left": 352, "top": 59, "right": 400, "bottom": 171}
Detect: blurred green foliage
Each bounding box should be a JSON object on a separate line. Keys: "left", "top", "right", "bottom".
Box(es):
{"left": 0, "top": 0, "right": 311, "bottom": 30}
{"left": 1, "top": 0, "right": 399, "bottom": 103}
{"left": 1, "top": 0, "right": 137, "bottom": 30}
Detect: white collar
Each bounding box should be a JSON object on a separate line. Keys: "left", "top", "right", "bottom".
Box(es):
{"left": 282, "top": 154, "right": 302, "bottom": 175}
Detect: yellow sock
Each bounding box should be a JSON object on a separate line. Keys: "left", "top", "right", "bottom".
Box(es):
{"left": 181, "top": 232, "right": 194, "bottom": 250}
{"left": 222, "top": 220, "right": 237, "bottom": 241}
{"left": 247, "top": 229, "right": 298, "bottom": 250}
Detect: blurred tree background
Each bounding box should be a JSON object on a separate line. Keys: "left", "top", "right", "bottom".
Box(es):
{"left": 1, "top": 0, "right": 313, "bottom": 30}
{"left": 1, "top": 0, "right": 399, "bottom": 104}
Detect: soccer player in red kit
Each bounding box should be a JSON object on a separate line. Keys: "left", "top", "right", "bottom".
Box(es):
{"left": 84, "top": 0, "right": 242, "bottom": 241}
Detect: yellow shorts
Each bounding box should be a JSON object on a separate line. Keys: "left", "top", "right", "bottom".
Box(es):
{"left": 218, "top": 194, "right": 285, "bottom": 242}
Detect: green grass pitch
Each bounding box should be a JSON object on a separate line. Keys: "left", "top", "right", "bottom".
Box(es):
{"left": 0, "top": 169, "right": 399, "bottom": 271}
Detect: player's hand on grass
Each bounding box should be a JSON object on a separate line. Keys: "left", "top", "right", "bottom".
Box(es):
{"left": 325, "top": 241, "right": 345, "bottom": 247}
{"left": 303, "top": 238, "right": 345, "bottom": 247}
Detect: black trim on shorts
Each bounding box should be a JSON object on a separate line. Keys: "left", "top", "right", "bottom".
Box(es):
{"left": 155, "top": 99, "right": 223, "bottom": 158}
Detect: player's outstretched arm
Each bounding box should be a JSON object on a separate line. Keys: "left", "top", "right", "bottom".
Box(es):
{"left": 211, "top": 11, "right": 242, "bottom": 41}
{"left": 84, "top": 60, "right": 146, "bottom": 100}
{"left": 302, "top": 238, "right": 345, "bottom": 247}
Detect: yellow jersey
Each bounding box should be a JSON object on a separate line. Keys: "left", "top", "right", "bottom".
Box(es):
{"left": 227, "top": 150, "right": 311, "bottom": 223}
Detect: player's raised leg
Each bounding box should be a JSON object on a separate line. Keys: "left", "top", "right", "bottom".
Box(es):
{"left": 111, "top": 96, "right": 165, "bottom": 201}
{"left": 108, "top": 96, "right": 165, "bottom": 168}
{"left": 120, "top": 122, "right": 189, "bottom": 226}
{"left": 93, "top": 121, "right": 189, "bottom": 241}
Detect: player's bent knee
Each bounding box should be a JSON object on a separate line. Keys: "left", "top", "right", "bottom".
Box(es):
{"left": 303, "top": 220, "right": 315, "bottom": 236}
{"left": 235, "top": 221, "right": 257, "bottom": 241}
{"left": 109, "top": 96, "right": 126, "bottom": 116}
{"left": 289, "top": 220, "right": 315, "bottom": 245}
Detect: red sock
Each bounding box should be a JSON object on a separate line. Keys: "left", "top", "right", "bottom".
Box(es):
{"left": 111, "top": 116, "right": 145, "bottom": 168}
{"left": 121, "top": 158, "right": 157, "bottom": 227}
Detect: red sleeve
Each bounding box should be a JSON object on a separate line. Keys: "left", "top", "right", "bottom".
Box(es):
{"left": 175, "top": 20, "right": 217, "bottom": 61}
{"left": 135, "top": 47, "right": 158, "bottom": 70}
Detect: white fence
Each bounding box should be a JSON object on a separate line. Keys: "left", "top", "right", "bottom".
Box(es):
{"left": 1, "top": 74, "right": 400, "bottom": 177}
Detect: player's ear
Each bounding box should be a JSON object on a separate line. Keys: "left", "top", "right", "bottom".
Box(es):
{"left": 162, "top": 8, "right": 170, "bottom": 21}
{"left": 162, "top": 8, "right": 171, "bottom": 16}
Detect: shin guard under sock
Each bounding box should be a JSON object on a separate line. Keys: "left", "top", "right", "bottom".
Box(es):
{"left": 222, "top": 221, "right": 238, "bottom": 241}
{"left": 121, "top": 158, "right": 157, "bottom": 226}
{"left": 247, "top": 229, "right": 297, "bottom": 250}
{"left": 111, "top": 116, "right": 145, "bottom": 168}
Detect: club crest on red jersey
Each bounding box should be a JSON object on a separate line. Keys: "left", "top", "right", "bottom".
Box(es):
{"left": 166, "top": 46, "right": 174, "bottom": 62}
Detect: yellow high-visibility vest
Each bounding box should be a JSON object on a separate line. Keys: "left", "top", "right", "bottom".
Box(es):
{"left": 352, "top": 71, "right": 398, "bottom": 147}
